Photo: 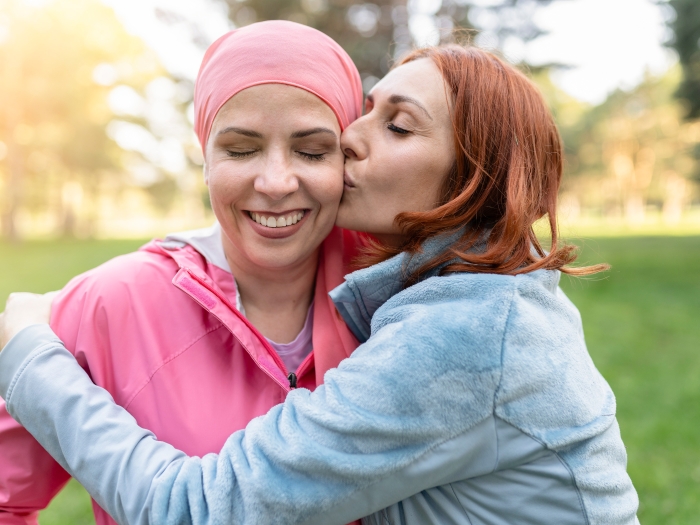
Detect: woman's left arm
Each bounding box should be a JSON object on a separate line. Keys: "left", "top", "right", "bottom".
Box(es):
{"left": 0, "top": 286, "right": 510, "bottom": 525}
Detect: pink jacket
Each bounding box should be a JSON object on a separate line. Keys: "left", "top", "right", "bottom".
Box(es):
{"left": 0, "top": 226, "right": 361, "bottom": 525}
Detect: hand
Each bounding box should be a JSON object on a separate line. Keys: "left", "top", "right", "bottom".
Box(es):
{"left": 0, "top": 292, "right": 59, "bottom": 352}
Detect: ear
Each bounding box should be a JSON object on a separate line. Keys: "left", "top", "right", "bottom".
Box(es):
{"left": 203, "top": 163, "right": 209, "bottom": 186}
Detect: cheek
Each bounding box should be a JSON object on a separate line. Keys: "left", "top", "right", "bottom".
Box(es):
{"left": 206, "top": 166, "right": 246, "bottom": 207}
{"left": 405, "top": 139, "right": 451, "bottom": 187}
{"left": 307, "top": 161, "right": 344, "bottom": 206}
{"left": 372, "top": 144, "right": 422, "bottom": 196}
{"left": 377, "top": 144, "right": 448, "bottom": 210}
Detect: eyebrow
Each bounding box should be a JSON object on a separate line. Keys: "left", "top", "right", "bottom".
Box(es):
{"left": 217, "top": 126, "right": 337, "bottom": 140}
{"left": 217, "top": 127, "right": 263, "bottom": 138}
{"left": 369, "top": 93, "right": 433, "bottom": 121}
{"left": 290, "top": 127, "right": 337, "bottom": 139}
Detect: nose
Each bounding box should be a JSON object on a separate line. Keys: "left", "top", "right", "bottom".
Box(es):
{"left": 253, "top": 151, "right": 299, "bottom": 200}
{"left": 340, "top": 118, "right": 367, "bottom": 161}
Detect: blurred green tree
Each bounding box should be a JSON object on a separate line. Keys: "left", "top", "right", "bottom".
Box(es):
{"left": 668, "top": 0, "right": 700, "bottom": 120}
{"left": 221, "top": 0, "right": 556, "bottom": 89}
{"left": 552, "top": 67, "right": 700, "bottom": 224}
{"left": 0, "top": 0, "right": 160, "bottom": 240}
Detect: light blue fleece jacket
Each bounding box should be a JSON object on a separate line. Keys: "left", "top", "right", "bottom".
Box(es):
{"left": 0, "top": 235, "right": 639, "bottom": 525}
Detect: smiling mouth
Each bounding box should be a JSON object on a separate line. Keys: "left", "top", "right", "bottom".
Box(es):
{"left": 248, "top": 210, "right": 306, "bottom": 228}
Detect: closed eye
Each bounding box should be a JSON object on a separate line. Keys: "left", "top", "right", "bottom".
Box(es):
{"left": 227, "top": 150, "right": 257, "bottom": 158}
{"left": 387, "top": 123, "right": 409, "bottom": 135}
{"left": 297, "top": 151, "right": 326, "bottom": 161}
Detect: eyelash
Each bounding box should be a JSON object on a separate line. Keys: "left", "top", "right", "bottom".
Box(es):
{"left": 298, "top": 152, "right": 326, "bottom": 162}
{"left": 387, "top": 123, "right": 409, "bottom": 135}
{"left": 227, "top": 150, "right": 255, "bottom": 158}
{"left": 226, "top": 150, "right": 326, "bottom": 161}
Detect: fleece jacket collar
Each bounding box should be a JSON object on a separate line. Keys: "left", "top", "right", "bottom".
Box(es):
{"left": 329, "top": 230, "right": 464, "bottom": 343}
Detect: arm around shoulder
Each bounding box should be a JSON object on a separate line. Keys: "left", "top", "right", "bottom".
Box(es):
{"left": 0, "top": 324, "right": 72, "bottom": 524}
{"left": 1, "top": 282, "right": 516, "bottom": 525}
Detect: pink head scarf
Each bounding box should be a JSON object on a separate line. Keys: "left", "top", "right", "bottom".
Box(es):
{"left": 194, "top": 20, "right": 363, "bottom": 153}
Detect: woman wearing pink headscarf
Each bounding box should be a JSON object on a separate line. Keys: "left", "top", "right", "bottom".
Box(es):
{"left": 0, "top": 21, "right": 364, "bottom": 525}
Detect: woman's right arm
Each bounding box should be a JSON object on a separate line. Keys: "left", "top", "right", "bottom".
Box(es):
{"left": 0, "top": 283, "right": 511, "bottom": 525}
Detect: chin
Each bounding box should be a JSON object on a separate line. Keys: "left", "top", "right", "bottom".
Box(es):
{"left": 249, "top": 248, "right": 312, "bottom": 270}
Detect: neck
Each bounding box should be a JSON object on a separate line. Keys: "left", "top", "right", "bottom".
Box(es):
{"left": 221, "top": 232, "right": 318, "bottom": 344}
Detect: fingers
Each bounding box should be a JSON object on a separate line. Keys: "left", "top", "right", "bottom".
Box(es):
{"left": 5, "top": 292, "right": 56, "bottom": 308}
{"left": 44, "top": 291, "right": 60, "bottom": 302}
{"left": 7, "top": 292, "right": 44, "bottom": 303}
{"left": 1, "top": 292, "right": 56, "bottom": 350}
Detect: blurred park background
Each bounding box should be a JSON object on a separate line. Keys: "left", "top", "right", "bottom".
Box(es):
{"left": 1, "top": 0, "right": 699, "bottom": 523}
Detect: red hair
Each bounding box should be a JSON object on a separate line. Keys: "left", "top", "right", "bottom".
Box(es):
{"left": 361, "top": 44, "right": 607, "bottom": 283}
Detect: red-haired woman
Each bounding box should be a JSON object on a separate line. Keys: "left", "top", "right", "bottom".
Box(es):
{"left": 0, "top": 44, "right": 639, "bottom": 524}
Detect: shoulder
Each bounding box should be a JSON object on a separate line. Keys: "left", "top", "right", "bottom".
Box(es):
{"left": 367, "top": 272, "right": 519, "bottom": 367}
{"left": 51, "top": 242, "right": 192, "bottom": 332}
{"left": 504, "top": 270, "right": 584, "bottom": 346}
{"left": 413, "top": 269, "right": 579, "bottom": 331}
{"left": 374, "top": 268, "right": 579, "bottom": 330}
{"left": 50, "top": 241, "right": 217, "bottom": 368}
{"left": 60, "top": 242, "right": 181, "bottom": 300}
{"left": 370, "top": 269, "right": 587, "bottom": 365}
{"left": 374, "top": 271, "right": 518, "bottom": 331}
{"left": 85, "top": 242, "right": 177, "bottom": 283}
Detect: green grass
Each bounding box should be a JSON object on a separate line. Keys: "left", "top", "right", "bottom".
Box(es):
{"left": 0, "top": 236, "right": 698, "bottom": 524}
{"left": 560, "top": 236, "right": 700, "bottom": 523}
{"left": 38, "top": 479, "right": 96, "bottom": 525}
{"left": 0, "top": 239, "right": 147, "bottom": 304}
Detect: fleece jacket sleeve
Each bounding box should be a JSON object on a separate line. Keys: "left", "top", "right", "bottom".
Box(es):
{"left": 0, "top": 280, "right": 514, "bottom": 525}
{"left": 0, "top": 325, "right": 185, "bottom": 525}
{"left": 0, "top": 323, "right": 72, "bottom": 525}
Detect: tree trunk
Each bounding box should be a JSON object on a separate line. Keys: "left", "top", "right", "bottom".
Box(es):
{"left": 663, "top": 172, "right": 687, "bottom": 225}
{"left": 2, "top": 32, "right": 23, "bottom": 243}
{"left": 624, "top": 192, "right": 645, "bottom": 225}
{"left": 2, "top": 140, "right": 23, "bottom": 243}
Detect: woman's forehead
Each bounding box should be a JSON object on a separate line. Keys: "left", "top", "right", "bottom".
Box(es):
{"left": 370, "top": 59, "right": 450, "bottom": 117}
{"left": 212, "top": 84, "right": 341, "bottom": 132}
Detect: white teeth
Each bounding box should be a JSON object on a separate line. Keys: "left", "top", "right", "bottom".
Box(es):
{"left": 250, "top": 210, "right": 305, "bottom": 228}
